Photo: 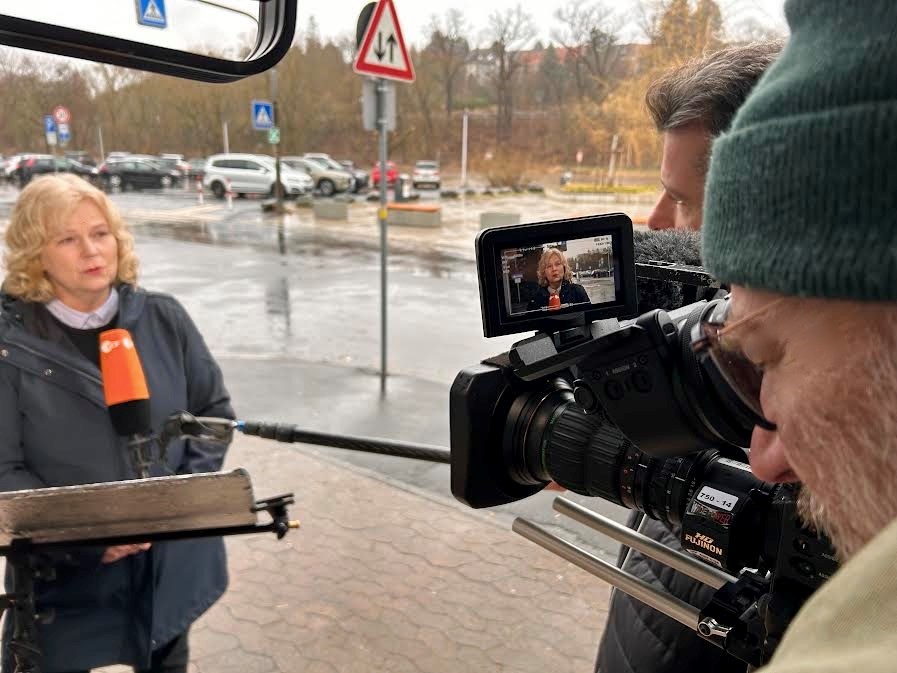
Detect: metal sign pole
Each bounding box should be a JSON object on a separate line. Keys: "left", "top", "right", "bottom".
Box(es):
{"left": 377, "top": 77, "right": 389, "bottom": 394}
{"left": 354, "top": 0, "right": 414, "bottom": 396}
{"left": 461, "top": 108, "right": 469, "bottom": 189}
{"left": 270, "top": 69, "right": 283, "bottom": 208}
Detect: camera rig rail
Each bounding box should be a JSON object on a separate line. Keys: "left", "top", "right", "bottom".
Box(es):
{"left": 516, "top": 496, "right": 817, "bottom": 668}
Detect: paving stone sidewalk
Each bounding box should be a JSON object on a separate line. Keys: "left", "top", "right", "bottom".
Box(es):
{"left": 102, "top": 435, "right": 611, "bottom": 673}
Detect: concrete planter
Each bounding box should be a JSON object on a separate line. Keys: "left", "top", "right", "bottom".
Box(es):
{"left": 313, "top": 200, "right": 349, "bottom": 220}
{"left": 387, "top": 204, "right": 442, "bottom": 228}
{"left": 479, "top": 212, "right": 521, "bottom": 228}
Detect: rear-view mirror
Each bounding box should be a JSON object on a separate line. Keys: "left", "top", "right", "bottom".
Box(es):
{"left": 0, "top": 0, "right": 296, "bottom": 82}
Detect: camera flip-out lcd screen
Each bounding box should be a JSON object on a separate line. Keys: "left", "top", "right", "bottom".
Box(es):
{"left": 476, "top": 214, "right": 637, "bottom": 337}
{"left": 501, "top": 234, "right": 618, "bottom": 316}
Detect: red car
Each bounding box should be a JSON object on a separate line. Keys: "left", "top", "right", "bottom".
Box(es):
{"left": 371, "top": 160, "right": 398, "bottom": 187}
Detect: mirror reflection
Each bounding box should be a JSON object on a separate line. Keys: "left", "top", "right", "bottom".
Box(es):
{"left": 0, "top": 0, "right": 264, "bottom": 60}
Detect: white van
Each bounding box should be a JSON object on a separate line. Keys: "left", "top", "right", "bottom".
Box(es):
{"left": 203, "top": 153, "right": 313, "bottom": 198}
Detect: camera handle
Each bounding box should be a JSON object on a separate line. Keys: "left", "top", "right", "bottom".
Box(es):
{"left": 514, "top": 497, "right": 790, "bottom": 668}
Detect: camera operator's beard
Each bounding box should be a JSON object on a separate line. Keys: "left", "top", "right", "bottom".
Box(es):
{"left": 791, "top": 329, "right": 897, "bottom": 561}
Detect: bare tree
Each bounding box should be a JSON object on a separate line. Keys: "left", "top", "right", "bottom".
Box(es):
{"left": 647, "top": 0, "right": 725, "bottom": 62}
{"left": 483, "top": 4, "right": 536, "bottom": 145}
{"left": 728, "top": 15, "right": 785, "bottom": 42}
{"left": 552, "top": 0, "right": 623, "bottom": 102}
{"left": 426, "top": 9, "right": 471, "bottom": 117}
{"left": 405, "top": 48, "right": 441, "bottom": 157}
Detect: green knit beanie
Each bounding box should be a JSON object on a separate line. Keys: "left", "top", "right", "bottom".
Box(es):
{"left": 703, "top": 0, "right": 897, "bottom": 300}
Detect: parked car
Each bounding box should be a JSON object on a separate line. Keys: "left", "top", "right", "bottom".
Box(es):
{"left": 98, "top": 157, "right": 181, "bottom": 190}
{"left": 63, "top": 150, "right": 97, "bottom": 167}
{"left": 4, "top": 154, "right": 38, "bottom": 183}
{"left": 203, "top": 153, "right": 313, "bottom": 198}
{"left": 104, "top": 151, "right": 131, "bottom": 163}
{"left": 156, "top": 154, "right": 190, "bottom": 178}
{"left": 303, "top": 153, "right": 365, "bottom": 193}
{"left": 370, "top": 160, "right": 399, "bottom": 188}
{"left": 186, "top": 158, "right": 207, "bottom": 182}
{"left": 16, "top": 155, "right": 99, "bottom": 185}
{"left": 337, "top": 160, "right": 371, "bottom": 192}
{"left": 412, "top": 160, "right": 441, "bottom": 190}
{"left": 281, "top": 156, "right": 352, "bottom": 196}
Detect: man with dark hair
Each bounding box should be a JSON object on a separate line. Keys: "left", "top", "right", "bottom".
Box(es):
{"left": 645, "top": 41, "right": 783, "bottom": 232}
{"left": 595, "top": 41, "right": 782, "bottom": 673}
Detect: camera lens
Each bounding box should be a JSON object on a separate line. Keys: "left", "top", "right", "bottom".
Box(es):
{"left": 529, "top": 398, "right": 726, "bottom": 530}
{"left": 501, "top": 378, "right": 574, "bottom": 486}
{"left": 503, "top": 379, "right": 701, "bottom": 524}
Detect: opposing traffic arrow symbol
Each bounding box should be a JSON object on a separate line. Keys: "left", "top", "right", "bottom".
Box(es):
{"left": 387, "top": 34, "right": 397, "bottom": 61}
{"left": 373, "top": 32, "right": 398, "bottom": 62}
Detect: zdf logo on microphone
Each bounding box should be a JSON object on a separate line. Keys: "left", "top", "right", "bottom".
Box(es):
{"left": 100, "top": 335, "right": 134, "bottom": 354}
{"left": 99, "top": 328, "right": 149, "bottom": 406}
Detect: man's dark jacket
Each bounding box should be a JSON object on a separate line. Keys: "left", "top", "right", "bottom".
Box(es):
{"left": 0, "top": 285, "right": 233, "bottom": 672}
{"left": 527, "top": 280, "right": 591, "bottom": 310}
{"left": 595, "top": 228, "right": 745, "bottom": 672}
{"left": 595, "top": 515, "right": 746, "bottom": 673}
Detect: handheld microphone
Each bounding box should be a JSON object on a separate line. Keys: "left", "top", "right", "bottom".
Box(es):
{"left": 99, "top": 328, "right": 155, "bottom": 478}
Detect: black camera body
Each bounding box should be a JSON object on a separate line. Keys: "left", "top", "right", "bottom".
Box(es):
{"left": 451, "top": 215, "right": 838, "bottom": 662}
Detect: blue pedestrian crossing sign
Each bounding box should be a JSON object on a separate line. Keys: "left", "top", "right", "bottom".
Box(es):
{"left": 136, "top": 0, "right": 167, "bottom": 28}
{"left": 252, "top": 100, "right": 274, "bottom": 130}
{"left": 43, "top": 115, "right": 57, "bottom": 146}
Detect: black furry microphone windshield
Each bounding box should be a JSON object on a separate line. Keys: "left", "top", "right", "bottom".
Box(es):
{"left": 633, "top": 229, "right": 709, "bottom": 313}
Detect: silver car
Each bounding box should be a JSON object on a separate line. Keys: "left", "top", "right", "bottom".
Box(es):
{"left": 203, "top": 153, "right": 313, "bottom": 198}
{"left": 303, "top": 153, "right": 363, "bottom": 193}
{"left": 412, "top": 160, "right": 441, "bottom": 190}
{"left": 282, "top": 156, "right": 352, "bottom": 196}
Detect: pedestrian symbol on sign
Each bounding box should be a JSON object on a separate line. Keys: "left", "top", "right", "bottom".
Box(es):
{"left": 251, "top": 100, "right": 274, "bottom": 130}
{"left": 136, "top": 0, "right": 167, "bottom": 28}
{"left": 256, "top": 108, "right": 272, "bottom": 127}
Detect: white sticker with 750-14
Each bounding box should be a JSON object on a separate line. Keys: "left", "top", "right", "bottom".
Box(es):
{"left": 696, "top": 486, "right": 738, "bottom": 511}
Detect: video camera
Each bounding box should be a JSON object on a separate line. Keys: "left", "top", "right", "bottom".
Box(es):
{"left": 449, "top": 213, "right": 838, "bottom": 666}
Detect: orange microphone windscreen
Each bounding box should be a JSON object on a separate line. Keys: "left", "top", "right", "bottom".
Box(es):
{"left": 99, "top": 328, "right": 150, "bottom": 407}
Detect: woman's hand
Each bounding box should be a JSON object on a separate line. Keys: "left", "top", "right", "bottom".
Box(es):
{"left": 101, "top": 543, "right": 151, "bottom": 564}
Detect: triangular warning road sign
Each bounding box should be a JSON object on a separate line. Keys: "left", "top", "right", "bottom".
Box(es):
{"left": 255, "top": 107, "right": 272, "bottom": 127}
{"left": 353, "top": 0, "right": 415, "bottom": 83}
{"left": 144, "top": 0, "right": 164, "bottom": 22}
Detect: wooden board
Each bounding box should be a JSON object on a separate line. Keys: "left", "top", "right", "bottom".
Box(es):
{"left": 0, "top": 469, "right": 257, "bottom": 545}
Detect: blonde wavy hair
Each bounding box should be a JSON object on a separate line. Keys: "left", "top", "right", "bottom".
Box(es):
{"left": 536, "top": 247, "right": 572, "bottom": 287}
{"left": 3, "top": 174, "right": 139, "bottom": 302}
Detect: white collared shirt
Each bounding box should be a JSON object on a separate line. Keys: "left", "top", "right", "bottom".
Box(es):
{"left": 46, "top": 288, "right": 119, "bottom": 329}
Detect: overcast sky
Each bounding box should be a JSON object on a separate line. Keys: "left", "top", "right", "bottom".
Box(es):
{"left": 308, "top": 0, "right": 788, "bottom": 47}
{"left": 0, "top": 0, "right": 788, "bottom": 56}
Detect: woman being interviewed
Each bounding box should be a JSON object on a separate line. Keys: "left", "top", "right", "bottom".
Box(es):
{"left": 527, "top": 247, "right": 591, "bottom": 311}
{"left": 0, "top": 174, "right": 233, "bottom": 673}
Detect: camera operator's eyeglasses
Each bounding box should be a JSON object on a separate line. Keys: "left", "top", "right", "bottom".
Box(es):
{"left": 692, "top": 297, "right": 786, "bottom": 432}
